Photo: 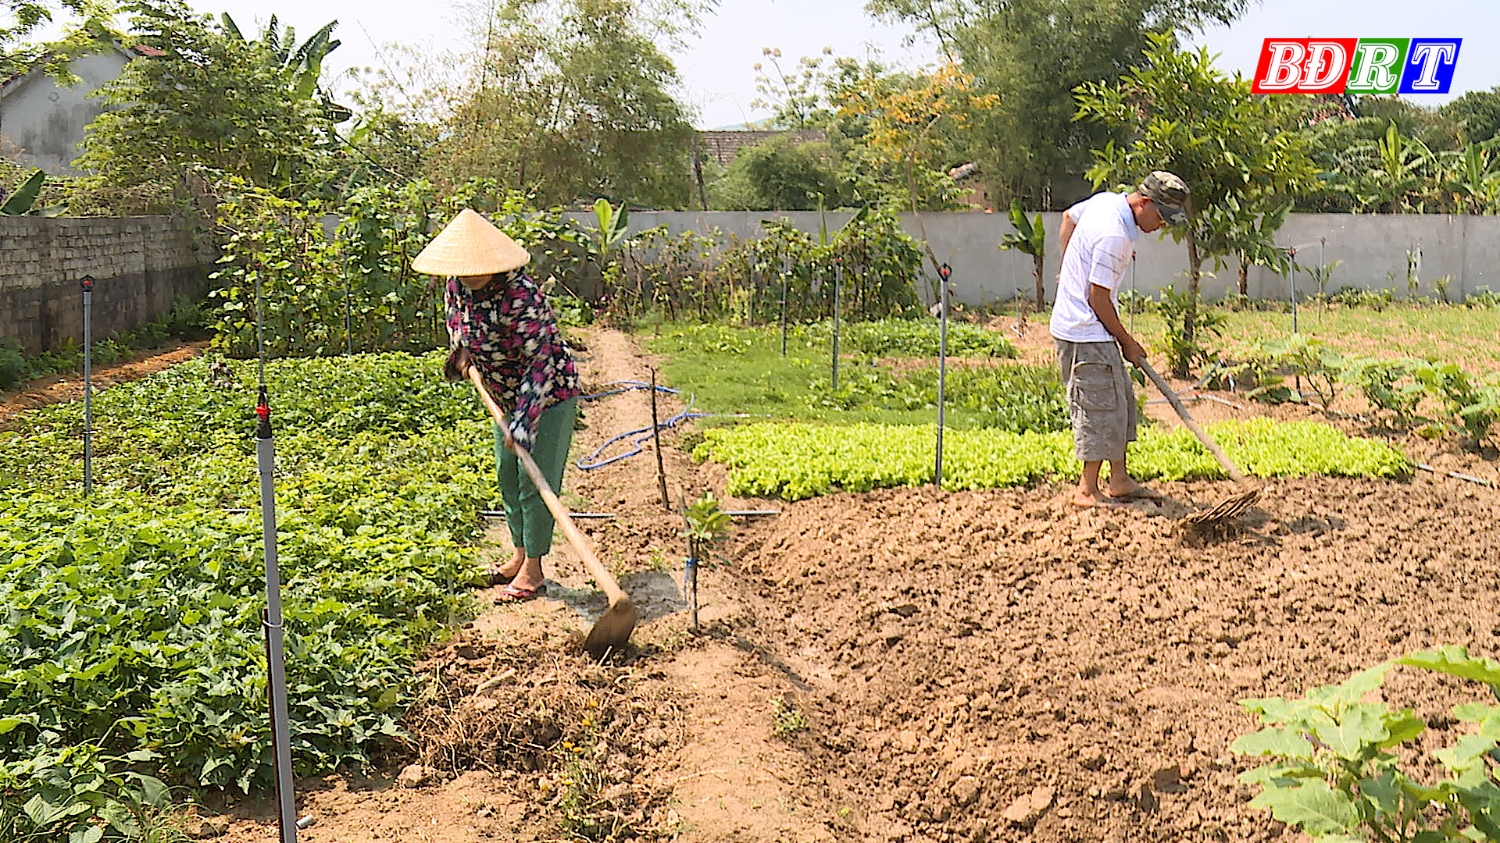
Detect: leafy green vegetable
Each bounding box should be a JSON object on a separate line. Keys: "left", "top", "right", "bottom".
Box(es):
{"left": 694, "top": 418, "right": 1410, "bottom": 501}
{"left": 0, "top": 351, "right": 495, "bottom": 839}
{"left": 1235, "top": 649, "right": 1500, "bottom": 842}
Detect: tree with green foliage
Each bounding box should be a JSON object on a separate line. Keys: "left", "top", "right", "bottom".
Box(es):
{"left": 0, "top": 0, "right": 119, "bottom": 79}
{"left": 221, "top": 13, "right": 351, "bottom": 123}
{"left": 710, "top": 135, "right": 851, "bottom": 211}
{"left": 1075, "top": 33, "right": 1315, "bottom": 369}
{"left": 75, "top": 0, "right": 336, "bottom": 197}
{"left": 1441, "top": 86, "right": 1500, "bottom": 146}
{"left": 397, "top": 0, "right": 703, "bottom": 208}
{"left": 866, "top": 0, "right": 1251, "bottom": 210}
{"left": 751, "top": 46, "right": 838, "bottom": 131}
{"left": 744, "top": 51, "right": 970, "bottom": 211}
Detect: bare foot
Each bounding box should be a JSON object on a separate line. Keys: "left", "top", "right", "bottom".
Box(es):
{"left": 1072, "top": 490, "right": 1124, "bottom": 508}
{"left": 1105, "top": 480, "right": 1163, "bottom": 501}
{"left": 508, "top": 557, "right": 546, "bottom": 594}
{"left": 490, "top": 547, "right": 526, "bottom": 585}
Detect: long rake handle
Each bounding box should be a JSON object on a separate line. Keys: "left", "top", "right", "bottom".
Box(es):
{"left": 468, "top": 367, "right": 629, "bottom": 606}
{"left": 1137, "top": 358, "right": 1249, "bottom": 486}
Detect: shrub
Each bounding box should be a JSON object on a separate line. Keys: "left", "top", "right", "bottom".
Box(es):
{"left": 1159, "top": 287, "right": 1227, "bottom": 377}
{"left": 0, "top": 339, "right": 25, "bottom": 390}
{"left": 1330, "top": 287, "right": 1395, "bottom": 310}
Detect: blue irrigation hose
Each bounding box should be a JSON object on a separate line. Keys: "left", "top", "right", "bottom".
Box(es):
{"left": 578, "top": 383, "right": 707, "bottom": 470}
{"left": 583, "top": 380, "right": 681, "bottom": 401}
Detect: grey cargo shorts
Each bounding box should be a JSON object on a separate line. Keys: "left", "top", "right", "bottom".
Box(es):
{"left": 1055, "top": 339, "right": 1137, "bottom": 462}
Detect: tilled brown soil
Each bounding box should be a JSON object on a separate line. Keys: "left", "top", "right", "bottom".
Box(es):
{"left": 726, "top": 476, "right": 1500, "bottom": 842}
{"left": 0, "top": 340, "right": 208, "bottom": 427}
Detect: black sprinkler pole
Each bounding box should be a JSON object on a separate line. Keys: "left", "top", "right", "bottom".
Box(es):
{"left": 780, "top": 253, "right": 790, "bottom": 357}
{"left": 935, "top": 264, "right": 951, "bottom": 488}
{"left": 254, "top": 272, "right": 298, "bottom": 843}
{"left": 832, "top": 257, "right": 842, "bottom": 390}
{"left": 81, "top": 275, "right": 94, "bottom": 496}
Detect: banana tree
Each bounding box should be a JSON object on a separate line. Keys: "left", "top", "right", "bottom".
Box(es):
{"left": 1349, "top": 123, "right": 1434, "bottom": 212}
{"left": 578, "top": 198, "right": 630, "bottom": 270}
{"left": 998, "top": 199, "right": 1046, "bottom": 308}
{"left": 223, "top": 14, "right": 350, "bottom": 122}
{"left": 1439, "top": 142, "right": 1500, "bottom": 214}
{"left": 0, "top": 169, "right": 62, "bottom": 216}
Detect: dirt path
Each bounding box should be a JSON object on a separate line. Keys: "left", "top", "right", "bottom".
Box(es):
{"left": 207, "top": 326, "right": 1500, "bottom": 843}
{"left": 0, "top": 340, "right": 209, "bottom": 427}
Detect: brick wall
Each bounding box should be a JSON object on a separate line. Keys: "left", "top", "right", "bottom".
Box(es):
{"left": 0, "top": 215, "right": 214, "bottom": 355}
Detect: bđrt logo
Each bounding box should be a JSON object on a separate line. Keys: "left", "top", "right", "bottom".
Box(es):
{"left": 1251, "top": 38, "right": 1461, "bottom": 95}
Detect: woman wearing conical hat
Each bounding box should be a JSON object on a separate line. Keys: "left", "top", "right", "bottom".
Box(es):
{"left": 413, "top": 209, "right": 582, "bottom": 603}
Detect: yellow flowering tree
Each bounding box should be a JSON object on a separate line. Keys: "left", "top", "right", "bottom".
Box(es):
{"left": 832, "top": 62, "right": 998, "bottom": 272}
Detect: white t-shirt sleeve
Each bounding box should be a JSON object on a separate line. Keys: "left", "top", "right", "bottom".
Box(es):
{"left": 1064, "top": 201, "right": 1086, "bottom": 223}
{"left": 1086, "top": 235, "right": 1132, "bottom": 292}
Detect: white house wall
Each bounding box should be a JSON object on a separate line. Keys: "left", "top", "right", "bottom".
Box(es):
{"left": 0, "top": 51, "right": 129, "bottom": 176}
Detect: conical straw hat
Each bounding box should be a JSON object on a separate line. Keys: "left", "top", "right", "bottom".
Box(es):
{"left": 411, "top": 209, "right": 530, "bottom": 276}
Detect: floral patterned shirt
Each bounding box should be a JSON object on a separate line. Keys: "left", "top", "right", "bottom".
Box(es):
{"left": 445, "top": 272, "right": 581, "bottom": 449}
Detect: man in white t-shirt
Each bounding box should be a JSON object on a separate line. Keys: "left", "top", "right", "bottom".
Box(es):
{"left": 1049, "top": 171, "right": 1189, "bottom": 507}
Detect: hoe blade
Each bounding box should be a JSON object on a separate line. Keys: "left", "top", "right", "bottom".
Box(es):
{"left": 583, "top": 596, "right": 638, "bottom": 660}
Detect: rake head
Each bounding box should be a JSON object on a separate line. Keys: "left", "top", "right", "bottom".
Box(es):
{"left": 1181, "top": 486, "right": 1260, "bottom": 527}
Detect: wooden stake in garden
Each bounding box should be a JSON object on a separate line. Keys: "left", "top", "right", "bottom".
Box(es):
{"left": 650, "top": 367, "right": 670, "bottom": 510}
{"left": 684, "top": 546, "right": 699, "bottom": 633}
{"left": 749, "top": 262, "right": 759, "bottom": 327}
{"left": 1288, "top": 245, "right": 1300, "bottom": 335}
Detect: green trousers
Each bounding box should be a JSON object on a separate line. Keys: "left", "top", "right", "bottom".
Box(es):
{"left": 495, "top": 398, "right": 578, "bottom": 558}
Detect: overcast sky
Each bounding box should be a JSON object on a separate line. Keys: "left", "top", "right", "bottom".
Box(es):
{"left": 183, "top": 0, "right": 1498, "bottom": 128}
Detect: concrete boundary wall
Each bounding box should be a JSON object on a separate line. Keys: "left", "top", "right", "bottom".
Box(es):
{"left": 0, "top": 216, "right": 213, "bottom": 355}
{"left": 607, "top": 211, "right": 1500, "bottom": 309}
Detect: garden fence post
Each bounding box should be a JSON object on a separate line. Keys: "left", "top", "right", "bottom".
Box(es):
{"left": 1287, "top": 246, "right": 1302, "bottom": 400}
{"left": 780, "top": 253, "right": 790, "bottom": 357}
{"left": 935, "top": 264, "right": 951, "bottom": 488}
{"left": 750, "top": 263, "right": 759, "bottom": 327}
{"left": 81, "top": 275, "right": 93, "bottom": 497}
{"left": 253, "top": 272, "right": 299, "bottom": 843}
{"left": 832, "top": 258, "right": 842, "bottom": 391}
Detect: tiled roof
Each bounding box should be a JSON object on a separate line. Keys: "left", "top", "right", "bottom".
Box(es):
{"left": 697, "top": 129, "right": 827, "bottom": 169}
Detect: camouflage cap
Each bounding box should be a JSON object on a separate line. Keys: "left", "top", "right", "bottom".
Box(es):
{"left": 1140, "top": 171, "right": 1190, "bottom": 225}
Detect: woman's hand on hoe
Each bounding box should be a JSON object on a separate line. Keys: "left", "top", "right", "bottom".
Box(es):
{"left": 443, "top": 347, "right": 474, "bottom": 382}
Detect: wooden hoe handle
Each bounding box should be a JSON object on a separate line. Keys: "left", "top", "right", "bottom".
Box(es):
{"left": 1136, "top": 358, "right": 1249, "bottom": 486}
{"left": 467, "top": 367, "right": 629, "bottom": 604}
